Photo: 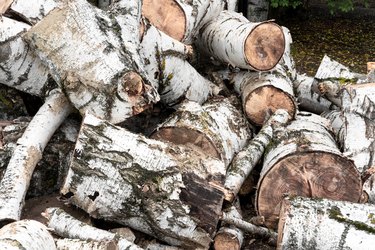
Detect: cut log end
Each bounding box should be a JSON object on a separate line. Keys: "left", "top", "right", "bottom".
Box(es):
{"left": 142, "top": 0, "right": 186, "bottom": 42}
{"left": 257, "top": 152, "right": 362, "bottom": 229}
{"left": 244, "top": 86, "right": 295, "bottom": 126}
{"left": 119, "top": 71, "right": 144, "bottom": 96}
{"left": 213, "top": 232, "right": 241, "bottom": 250}
{"left": 245, "top": 23, "right": 285, "bottom": 71}
{"left": 151, "top": 127, "right": 220, "bottom": 160}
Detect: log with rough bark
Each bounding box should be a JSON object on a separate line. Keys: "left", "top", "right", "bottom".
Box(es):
{"left": 139, "top": 21, "right": 211, "bottom": 106}
{"left": 224, "top": 109, "right": 290, "bottom": 201}
{"left": 278, "top": 196, "right": 375, "bottom": 249}
{"left": 61, "top": 113, "right": 227, "bottom": 249}
{"left": 214, "top": 199, "right": 244, "bottom": 250}
{"left": 24, "top": 0, "right": 159, "bottom": 124}
{"left": 0, "top": 90, "right": 72, "bottom": 224}
{"left": 0, "top": 219, "right": 56, "bottom": 250}
{"left": 198, "top": 11, "right": 285, "bottom": 71}
{"left": 151, "top": 97, "right": 252, "bottom": 166}
{"left": 0, "top": 117, "right": 78, "bottom": 198}
{"left": 231, "top": 69, "right": 296, "bottom": 126}
{"left": 256, "top": 112, "right": 362, "bottom": 229}
{"left": 141, "top": 0, "right": 226, "bottom": 43}
{"left": 43, "top": 207, "right": 142, "bottom": 250}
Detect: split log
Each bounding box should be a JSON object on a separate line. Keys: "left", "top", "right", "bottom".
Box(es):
{"left": 61, "top": 113, "right": 226, "bottom": 249}
{"left": 197, "top": 11, "right": 285, "bottom": 71}
{"left": 142, "top": 0, "right": 225, "bottom": 43}
{"left": 43, "top": 207, "right": 142, "bottom": 250}
{"left": 151, "top": 97, "right": 253, "bottom": 166}
{"left": 0, "top": 117, "right": 78, "bottom": 198}
{"left": 256, "top": 112, "right": 362, "bottom": 229}
{"left": 0, "top": 90, "right": 72, "bottom": 224}
{"left": 139, "top": 21, "right": 211, "bottom": 106}
{"left": 214, "top": 199, "right": 244, "bottom": 250}
{"left": 232, "top": 70, "right": 296, "bottom": 126}
{"left": 224, "top": 109, "right": 290, "bottom": 201}
{"left": 278, "top": 196, "right": 375, "bottom": 249}
{"left": 24, "top": 0, "right": 159, "bottom": 124}
{"left": 0, "top": 220, "right": 56, "bottom": 250}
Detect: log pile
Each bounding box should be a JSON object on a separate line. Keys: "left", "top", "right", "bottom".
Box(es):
{"left": 0, "top": 0, "right": 374, "bottom": 249}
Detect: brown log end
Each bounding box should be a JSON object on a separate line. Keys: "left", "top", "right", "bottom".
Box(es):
{"left": 151, "top": 127, "right": 220, "bottom": 159}
{"left": 368, "top": 62, "right": 375, "bottom": 73}
{"left": 244, "top": 85, "right": 295, "bottom": 126}
{"left": 142, "top": 0, "right": 186, "bottom": 42}
{"left": 244, "top": 23, "right": 285, "bottom": 71}
{"left": 256, "top": 152, "right": 362, "bottom": 229}
{"left": 213, "top": 232, "right": 241, "bottom": 250}
{"left": 0, "top": 0, "right": 13, "bottom": 15}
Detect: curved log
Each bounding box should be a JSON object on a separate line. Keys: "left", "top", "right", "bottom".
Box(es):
{"left": 256, "top": 112, "right": 362, "bottom": 229}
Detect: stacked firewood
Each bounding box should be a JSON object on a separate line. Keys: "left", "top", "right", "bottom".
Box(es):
{"left": 1, "top": 0, "right": 375, "bottom": 249}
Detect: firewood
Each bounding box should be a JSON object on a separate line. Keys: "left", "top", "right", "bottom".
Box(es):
{"left": 0, "top": 90, "right": 72, "bottom": 224}
{"left": 0, "top": 219, "right": 56, "bottom": 250}
{"left": 61, "top": 113, "right": 226, "bottom": 249}
{"left": 55, "top": 238, "right": 116, "bottom": 250}
{"left": 214, "top": 199, "right": 244, "bottom": 250}
{"left": 225, "top": 109, "right": 290, "bottom": 201}
{"left": 151, "top": 97, "right": 253, "bottom": 166}
{"left": 256, "top": 112, "right": 362, "bottom": 229}
{"left": 278, "top": 196, "right": 375, "bottom": 249}
{"left": 24, "top": 0, "right": 159, "bottom": 124}
{"left": 0, "top": 117, "right": 78, "bottom": 198}
{"left": 142, "top": 0, "right": 226, "bottom": 43}
{"left": 198, "top": 11, "right": 285, "bottom": 71}
{"left": 43, "top": 207, "right": 142, "bottom": 250}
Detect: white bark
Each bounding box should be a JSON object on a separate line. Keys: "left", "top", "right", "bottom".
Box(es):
{"left": 224, "top": 109, "right": 290, "bottom": 200}
{"left": 273, "top": 27, "right": 296, "bottom": 81}
{"left": 24, "top": 0, "right": 159, "bottom": 124}
{"left": 152, "top": 97, "right": 252, "bottom": 166}
{"left": 0, "top": 90, "right": 72, "bottom": 223}
{"left": 226, "top": 0, "right": 238, "bottom": 12}
{"left": 43, "top": 207, "right": 142, "bottom": 250}
{"left": 198, "top": 11, "right": 285, "bottom": 71}
{"left": 7, "top": 0, "right": 60, "bottom": 24}
{"left": 256, "top": 112, "right": 362, "bottom": 229}
{"left": 55, "top": 238, "right": 114, "bottom": 250}
{"left": 61, "top": 113, "right": 226, "bottom": 249}
{"left": 0, "top": 17, "right": 51, "bottom": 96}
{"left": 232, "top": 69, "right": 296, "bottom": 126}
{"left": 0, "top": 220, "right": 56, "bottom": 250}
{"left": 139, "top": 23, "right": 210, "bottom": 106}
{"left": 341, "top": 83, "right": 375, "bottom": 120}
{"left": 278, "top": 196, "right": 375, "bottom": 250}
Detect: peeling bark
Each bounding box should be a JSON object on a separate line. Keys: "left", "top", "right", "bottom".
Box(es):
{"left": 256, "top": 112, "right": 362, "bottom": 229}
{"left": 151, "top": 97, "right": 253, "bottom": 166}
{"left": 0, "top": 220, "right": 56, "bottom": 250}
{"left": 61, "top": 113, "right": 226, "bottom": 249}
{"left": 278, "top": 196, "right": 375, "bottom": 250}
{"left": 198, "top": 11, "right": 285, "bottom": 71}
{"left": 0, "top": 90, "right": 72, "bottom": 224}
{"left": 24, "top": 0, "right": 159, "bottom": 124}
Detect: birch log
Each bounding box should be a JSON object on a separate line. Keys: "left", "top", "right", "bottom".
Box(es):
{"left": 0, "top": 90, "right": 72, "bottom": 224}
{"left": 142, "top": 0, "right": 225, "bottom": 43}
{"left": 224, "top": 109, "right": 290, "bottom": 201}
{"left": 55, "top": 238, "right": 116, "bottom": 250}
{"left": 24, "top": 0, "right": 159, "bottom": 124}
{"left": 256, "top": 112, "right": 362, "bottom": 229}
{"left": 43, "top": 207, "right": 142, "bottom": 250}
{"left": 0, "top": 118, "right": 78, "bottom": 198}
{"left": 139, "top": 21, "right": 211, "bottom": 106}
{"left": 198, "top": 11, "right": 285, "bottom": 71}
{"left": 232, "top": 70, "right": 296, "bottom": 126}
{"left": 151, "top": 97, "right": 252, "bottom": 166}
{"left": 0, "top": 220, "right": 56, "bottom": 250}
{"left": 61, "top": 113, "right": 226, "bottom": 249}
{"left": 278, "top": 196, "right": 375, "bottom": 250}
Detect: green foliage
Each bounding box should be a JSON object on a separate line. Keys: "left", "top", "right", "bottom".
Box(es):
{"left": 269, "top": 0, "right": 369, "bottom": 14}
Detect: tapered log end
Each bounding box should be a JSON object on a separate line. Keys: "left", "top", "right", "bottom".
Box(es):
{"left": 256, "top": 152, "right": 362, "bottom": 229}
{"left": 245, "top": 23, "right": 285, "bottom": 71}
{"left": 245, "top": 86, "right": 295, "bottom": 126}
{"left": 151, "top": 127, "right": 220, "bottom": 160}
{"left": 213, "top": 232, "right": 241, "bottom": 250}
{"left": 142, "top": 0, "right": 186, "bottom": 42}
